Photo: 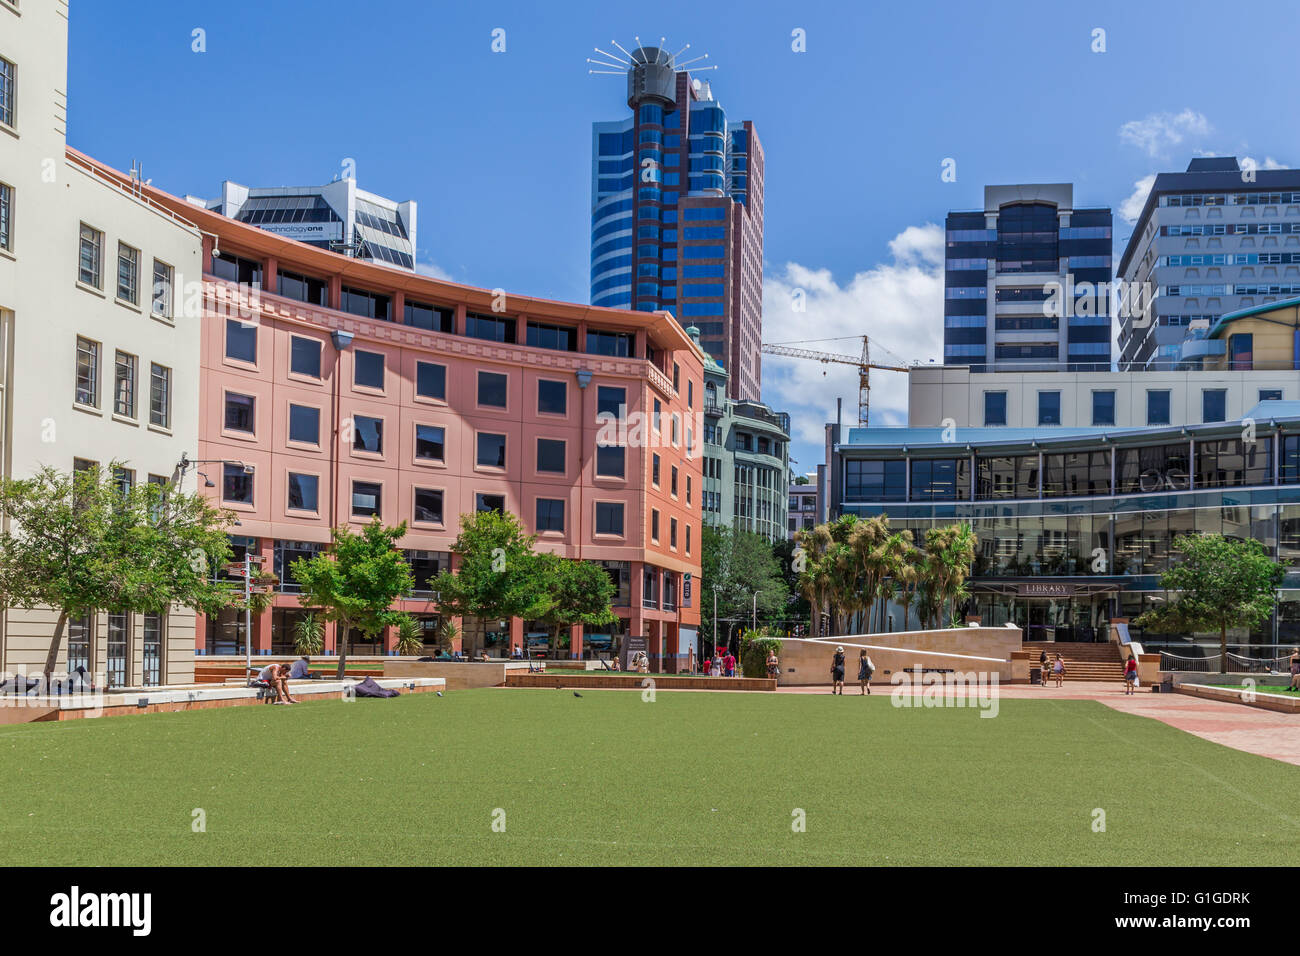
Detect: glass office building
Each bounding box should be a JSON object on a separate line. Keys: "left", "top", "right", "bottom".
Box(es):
{"left": 590, "top": 47, "right": 765, "bottom": 401}
{"left": 945, "top": 183, "right": 1112, "bottom": 372}
{"left": 828, "top": 402, "right": 1300, "bottom": 658}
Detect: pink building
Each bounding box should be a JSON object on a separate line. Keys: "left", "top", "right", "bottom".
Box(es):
{"left": 127, "top": 180, "right": 706, "bottom": 666}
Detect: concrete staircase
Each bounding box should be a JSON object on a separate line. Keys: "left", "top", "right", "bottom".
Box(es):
{"left": 1023, "top": 641, "right": 1126, "bottom": 683}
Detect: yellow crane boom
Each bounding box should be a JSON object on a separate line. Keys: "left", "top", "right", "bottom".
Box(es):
{"left": 759, "top": 335, "right": 907, "bottom": 426}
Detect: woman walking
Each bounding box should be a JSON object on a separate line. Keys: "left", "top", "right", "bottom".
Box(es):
{"left": 1288, "top": 647, "right": 1300, "bottom": 691}
{"left": 831, "top": 646, "right": 846, "bottom": 695}
{"left": 858, "top": 650, "right": 874, "bottom": 695}
{"left": 1123, "top": 654, "right": 1138, "bottom": 695}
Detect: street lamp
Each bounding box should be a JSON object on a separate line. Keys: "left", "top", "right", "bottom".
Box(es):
{"left": 752, "top": 591, "right": 761, "bottom": 631}
{"left": 712, "top": 585, "right": 721, "bottom": 662}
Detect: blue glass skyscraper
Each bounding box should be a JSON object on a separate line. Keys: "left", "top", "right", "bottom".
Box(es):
{"left": 590, "top": 46, "right": 765, "bottom": 401}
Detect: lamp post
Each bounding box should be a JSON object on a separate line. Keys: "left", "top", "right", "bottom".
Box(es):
{"left": 752, "top": 591, "right": 761, "bottom": 631}
{"left": 712, "top": 585, "right": 721, "bottom": 660}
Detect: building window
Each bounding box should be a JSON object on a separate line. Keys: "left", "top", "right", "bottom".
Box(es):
{"left": 225, "top": 318, "right": 257, "bottom": 363}
{"left": 536, "top": 498, "right": 565, "bottom": 532}
{"left": 1261, "top": 389, "right": 1283, "bottom": 403}
{"left": 113, "top": 466, "right": 134, "bottom": 498}
{"left": 106, "top": 613, "right": 128, "bottom": 688}
{"left": 277, "top": 270, "right": 328, "bottom": 306}
{"left": 224, "top": 393, "right": 255, "bottom": 433}
{"left": 466, "top": 312, "right": 516, "bottom": 343}
{"left": 909, "top": 458, "right": 970, "bottom": 501}
{"left": 415, "top": 424, "right": 445, "bottom": 462}
{"left": 404, "top": 300, "right": 454, "bottom": 332}
{"left": 223, "top": 463, "right": 253, "bottom": 504}
{"left": 478, "top": 371, "right": 507, "bottom": 408}
{"left": 671, "top": 465, "right": 678, "bottom": 496}
{"left": 352, "top": 481, "right": 382, "bottom": 518}
{"left": 537, "top": 379, "right": 567, "bottom": 415}
{"left": 142, "top": 613, "right": 163, "bottom": 687}
{"left": 597, "top": 386, "right": 626, "bottom": 418}
{"left": 75, "top": 337, "right": 99, "bottom": 407}
{"left": 413, "top": 487, "right": 444, "bottom": 524}
{"left": 416, "top": 361, "right": 446, "bottom": 400}
{"left": 0, "top": 56, "right": 13, "bottom": 128}
{"left": 288, "top": 404, "right": 319, "bottom": 445}
{"left": 1042, "top": 451, "right": 1111, "bottom": 497}
{"left": 1091, "top": 390, "right": 1116, "bottom": 427}
{"left": 149, "top": 364, "right": 171, "bottom": 428}
{"left": 843, "top": 459, "right": 906, "bottom": 500}
{"left": 340, "top": 286, "right": 391, "bottom": 321}
{"left": 353, "top": 415, "right": 383, "bottom": 454}
{"left": 290, "top": 336, "right": 321, "bottom": 378}
{"left": 116, "top": 242, "right": 139, "bottom": 304}
{"left": 526, "top": 321, "right": 577, "bottom": 352}
{"left": 1228, "top": 334, "right": 1253, "bottom": 371}
{"left": 652, "top": 453, "right": 661, "bottom": 486}
{"left": 650, "top": 508, "right": 660, "bottom": 542}
{"left": 1037, "top": 391, "right": 1061, "bottom": 426}
{"left": 113, "top": 351, "right": 136, "bottom": 418}
{"left": 78, "top": 224, "right": 103, "bottom": 287}
{"left": 287, "top": 473, "right": 319, "bottom": 512}
{"left": 151, "top": 259, "right": 173, "bottom": 317}
{"left": 0, "top": 182, "right": 12, "bottom": 251}
{"left": 211, "top": 252, "right": 262, "bottom": 287}
{"left": 536, "top": 438, "right": 566, "bottom": 474}
{"left": 477, "top": 432, "right": 506, "bottom": 468}
{"left": 353, "top": 350, "right": 384, "bottom": 389}
{"left": 1203, "top": 388, "right": 1227, "bottom": 424}
{"left": 67, "top": 613, "right": 92, "bottom": 675}
{"left": 476, "top": 493, "right": 505, "bottom": 513}
{"left": 984, "top": 391, "right": 1007, "bottom": 427}
{"left": 670, "top": 517, "right": 678, "bottom": 549}
{"left": 1147, "top": 389, "right": 1171, "bottom": 426}
{"left": 595, "top": 502, "right": 624, "bottom": 538}
{"left": 595, "top": 444, "right": 625, "bottom": 478}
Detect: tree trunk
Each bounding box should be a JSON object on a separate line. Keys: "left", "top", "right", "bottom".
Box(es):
{"left": 42, "top": 609, "right": 70, "bottom": 682}
{"left": 1219, "top": 624, "right": 1228, "bottom": 675}
{"left": 336, "top": 618, "right": 350, "bottom": 680}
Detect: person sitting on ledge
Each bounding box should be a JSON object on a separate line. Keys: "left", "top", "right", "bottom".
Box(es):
{"left": 289, "top": 656, "right": 311, "bottom": 680}
{"left": 255, "top": 662, "right": 299, "bottom": 705}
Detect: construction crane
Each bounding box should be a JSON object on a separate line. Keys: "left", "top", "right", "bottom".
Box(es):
{"left": 760, "top": 335, "right": 908, "bottom": 426}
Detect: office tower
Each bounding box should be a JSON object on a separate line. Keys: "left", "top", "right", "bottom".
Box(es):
{"left": 1116, "top": 157, "right": 1300, "bottom": 370}
{"left": 944, "top": 184, "right": 1113, "bottom": 372}
{"left": 591, "top": 45, "right": 764, "bottom": 401}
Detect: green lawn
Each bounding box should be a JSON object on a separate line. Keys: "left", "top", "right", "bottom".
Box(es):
{"left": 2, "top": 688, "right": 1298, "bottom": 866}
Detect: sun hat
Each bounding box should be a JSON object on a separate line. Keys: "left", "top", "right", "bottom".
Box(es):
{"left": 836, "top": 646, "right": 844, "bottom": 652}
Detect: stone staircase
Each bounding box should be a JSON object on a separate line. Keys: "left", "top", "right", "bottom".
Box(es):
{"left": 1023, "top": 641, "right": 1127, "bottom": 683}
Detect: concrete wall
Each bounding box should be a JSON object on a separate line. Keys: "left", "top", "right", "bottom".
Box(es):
{"left": 774, "top": 627, "right": 1021, "bottom": 686}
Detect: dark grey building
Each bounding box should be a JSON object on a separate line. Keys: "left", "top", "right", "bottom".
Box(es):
{"left": 945, "top": 184, "right": 1113, "bottom": 372}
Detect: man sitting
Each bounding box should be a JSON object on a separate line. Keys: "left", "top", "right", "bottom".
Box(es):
{"left": 289, "top": 656, "right": 311, "bottom": 680}
{"left": 252, "top": 662, "right": 299, "bottom": 705}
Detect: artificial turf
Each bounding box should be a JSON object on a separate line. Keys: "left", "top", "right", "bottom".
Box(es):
{"left": 1, "top": 688, "right": 1298, "bottom": 866}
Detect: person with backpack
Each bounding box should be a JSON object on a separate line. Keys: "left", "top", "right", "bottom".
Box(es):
{"left": 831, "top": 646, "right": 846, "bottom": 695}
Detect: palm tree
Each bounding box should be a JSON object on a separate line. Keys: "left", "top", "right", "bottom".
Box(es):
{"left": 921, "top": 523, "right": 978, "bottom": 628}
{"left": 847, "top": 515, "right": 892, "bottom": 634}
{"left": 887, "top": 533, "right": 921, "bottom": 631}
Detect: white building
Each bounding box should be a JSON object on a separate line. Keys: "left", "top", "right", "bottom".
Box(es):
{"left": 909, "top": 364, "right": 1300, "bottom": 429}
{"left": 190, "top": 178, "right": 417, "bottom": 271}
{"left": 0, "top": 0, "right": 203, "bottom": 684}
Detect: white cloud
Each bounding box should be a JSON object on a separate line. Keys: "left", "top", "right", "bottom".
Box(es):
{"left": 1118, "top": 109, "right": 1210, "bottom": 158}
{"left": 415, "top": 260, "right": 452, "bottom": 280}
{"left": 1118, "top": 174, "right": 1157, "bottom": 225}
{"left": 1241, "top": 155, "right": 1288, "bottom": 172}
{"left": 760, "top": 223, "right": 945, "bottom": 456}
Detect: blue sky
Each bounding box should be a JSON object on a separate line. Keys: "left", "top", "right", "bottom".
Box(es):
{"left": 68, "top": 0, "right": 1300, "bottom": 471}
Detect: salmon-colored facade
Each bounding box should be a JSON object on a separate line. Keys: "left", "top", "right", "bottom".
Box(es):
{"left": 103, "top": 163, "right": 704, "bottom": 667}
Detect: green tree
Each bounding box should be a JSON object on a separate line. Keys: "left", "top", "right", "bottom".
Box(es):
{"left": 291, "top": 518, "right": 414, "bottom": 678}
{"left": 917, "top": 523, "right": 977, "bottom": 629}
{"left": 535, "top": 553, "right": 617, "bottom": 652}
{"left": 429, "top": 510, "right": 553, "bottom": 635}
{"left": 0, "top": 463, "right": 234, "bottom": 680}
{"left": 1136, "top": 533, "right": 1283, "bottom": 673}
{"left": 701, "top": 525, "right": 790, "bottom": 652}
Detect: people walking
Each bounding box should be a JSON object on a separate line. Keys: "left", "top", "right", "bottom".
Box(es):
{"left": 831, "top": 646, "right": 846, "bottom": 695}
{"left": 1123, "top": 654, "right": 1138, "bottom": 695}
{"left": 858, "top": 650, "right": 874, "bottom": 695}
{"left": 1289, "top": 647, "right": 1300, "bottom": 691}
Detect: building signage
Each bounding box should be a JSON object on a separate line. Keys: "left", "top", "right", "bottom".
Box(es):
{"left": 255, "top": 221, "right": 344, "bottom": 243}
{"left": 683, "top": 572, "right": 692, "bottom": 608}
{"left": 1017, "top": 582, "right": 1077, "bottom": 597}
{"left": 621, "top": 634, "right": 649, "bottom": 671}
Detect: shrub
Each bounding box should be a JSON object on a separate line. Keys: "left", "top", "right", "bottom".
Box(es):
{"left": 740, "top": 630, "right": 783, "bottom": 679}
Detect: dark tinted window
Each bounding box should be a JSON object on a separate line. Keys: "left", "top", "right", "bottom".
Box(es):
{"left": 478, "top": 371, "right": 507, "bottom": 408}
{"left": 538, "top": 379, "right": 567, "bottom": 415}
{"left": 225, "top": 319, "right": 257, "bottom": 363}
{"left": 597, "top": 386, "right": 626, "bottom": 418}
{"left": 223, "top": 463, "right": 253, "bottom": 503}
{"left": 413, "top": 488, "right": 443, "bottom": 523}
{"left": 353, "top": 415, "right": 383, "bottom": 453}
{"left": 416, "top": 362, "right": 446, "bottom": 399}
{"left": 537, "top": 438, "right": 566, "bottom": 473}
{"left": 352, "top": 481, "right": 381, "bottom": 517}
{"left": 290, "top": 336, "right": 321, "bottom": 378}
{"left": 466, "top": 312, "right": 515, "bottom": 343}
{"left": 596, "top": 445, "right": 625, "bottom": 478}
{"left": 354, "top": 350, "right": 384, "bottom": 389}
{"left": 287, "top": 473, "right": 318, "bottom": 511}
{"left": 984, "top": 391, "right": 1007, "bottom": 427}
{"left": 224, "top": 393, "right": 255, "bottom": 433}
{"left": 288, "top": 404, "right": 319, "bottom": 444}
{"left": 404, "top": 300, "right": 454, "bottom": 332}
{"left": 536, "top": 498, "right": 565, "bottom": 532}
{"left": 1092, "top": 390, "right": 1115, "bottom": 426}
{"left": 477, "top": 433, "right": 506, "bottom": 468}
{"left": 595, "top": 502, "right": 624, "bottom": 535}
{"left": 476, "top": 493, "right": 505, "bottom": 513}
{"left": 415, "top": 424, "right": 445, "bottom": 461}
